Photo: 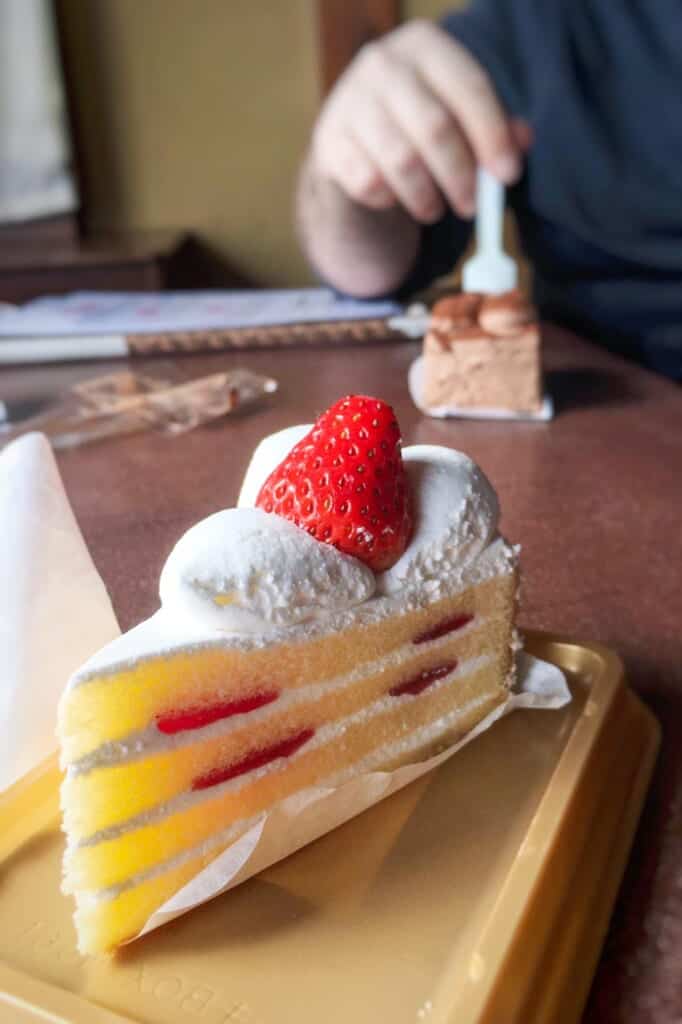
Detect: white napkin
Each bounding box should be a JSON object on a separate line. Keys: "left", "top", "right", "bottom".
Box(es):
{"left": 0, "top": 433, "right": 120, "bottom": 790}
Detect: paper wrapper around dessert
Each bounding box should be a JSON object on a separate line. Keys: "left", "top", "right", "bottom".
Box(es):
{"left": 133, "top": 654, "right": 569, "bottom": 943}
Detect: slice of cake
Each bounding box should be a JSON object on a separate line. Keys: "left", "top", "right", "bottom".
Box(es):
{"left": 58, "top": 395, "right": 519, "bottom": 954}
{"left": 422, "top": 290, "right": 542, "bottom": 413}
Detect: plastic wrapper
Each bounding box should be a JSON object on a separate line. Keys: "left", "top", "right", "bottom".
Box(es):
{"left": 0, "top": 368, "right": 278, "bottom": 449}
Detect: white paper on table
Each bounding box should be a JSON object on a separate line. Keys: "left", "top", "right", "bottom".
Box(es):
{"left": 0, "top": 289, "right": 402, "bottom": 338}
{"left": 408, "top": 355, "right": 554, "bottom": 422}
{"left": 135, "top": 652, "right": 570, "bottom": 941}
{"left": 0, "top": 433, "right": 120, "bottom": 790}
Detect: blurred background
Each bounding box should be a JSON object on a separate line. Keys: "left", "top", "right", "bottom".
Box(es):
{"left": 1, "top": 0, "right": 467, "bottom": 301}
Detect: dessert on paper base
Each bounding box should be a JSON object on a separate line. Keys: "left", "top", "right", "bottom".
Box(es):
{"left": 411, "top": 291, "right": 553, "bottom": 422}
{"left": 57, "top": 396, "right": 569, "bottom": 954}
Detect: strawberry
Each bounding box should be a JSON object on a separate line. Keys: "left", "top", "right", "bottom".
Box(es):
{"left": 256, "top": 395, "right": 412, "bottom": 571}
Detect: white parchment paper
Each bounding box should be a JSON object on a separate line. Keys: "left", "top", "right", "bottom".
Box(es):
{"left": 0, "top": 432, "right": 120, "bottom": 790}
{"left": 135, "top": 652, "right": 570, "bottom": 940}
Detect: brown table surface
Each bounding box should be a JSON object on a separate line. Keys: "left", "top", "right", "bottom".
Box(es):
{"left": 3, "top": 326, "right": 681, "bottom": 1023}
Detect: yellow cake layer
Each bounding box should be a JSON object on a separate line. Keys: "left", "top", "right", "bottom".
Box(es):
{"left": 62, "top": 619, "right": 511, "bottom": 838}
{"left": 64, "top": 653, "right": 510, "bottom": 895}
{"left": 72, "top": 690, "right": 503, "bottom": 955}
{"left": 59, "top": 575, "right": 514, "bottom": 763}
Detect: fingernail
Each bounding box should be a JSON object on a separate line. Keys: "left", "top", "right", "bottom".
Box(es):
{"left": 491, "top": 153, "right": 521, "bottom": 184}
{"left": 421, "top": 196, "right": 445, "bottom": 223}
{"left": 421, "top": 207, "right": 442, "bottom": 224}
{"left": 458, "top": 194, "right": 476, "bottom": 219}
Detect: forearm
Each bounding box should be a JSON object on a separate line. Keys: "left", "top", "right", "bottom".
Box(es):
{"left": 296, "top": 154, "right": 420, "bottom": 298}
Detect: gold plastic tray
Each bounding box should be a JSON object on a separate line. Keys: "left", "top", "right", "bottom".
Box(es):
{"left": 0, "top": 632, "right": 659, "bottom": 1024}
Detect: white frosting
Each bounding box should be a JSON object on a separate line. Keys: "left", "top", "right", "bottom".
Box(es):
{"left": 237, "top": 433, "right": 499, "bottom": 598}
{"left": 70, "top": 537, "right": 515, "bottom": 686}
{"left": 237, "top": 424, "right": 311, "bottom": 508}
{"left": 161, "top": 430, "right": 499, "bottom": 634}
{"left": 377, "top": 445, "right": 499, "bottom": 595}
{"left": 159, "top": 507, "right": 375, "bottom": 632}
{"left": 66, "top": 429, "right": 517, "bottom": 685}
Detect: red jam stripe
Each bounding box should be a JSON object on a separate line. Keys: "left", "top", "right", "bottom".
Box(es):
{"left": 412, "top": 613, "right": 474, "bottom": 645}
{"left": 191, "top": 728, "right": 315, "bottom": 791}
{"left": 156, "top": 690, "right": 279, "bottom": 735}
{"left": 389, "top": 661, "right": 458, "bottom": 698}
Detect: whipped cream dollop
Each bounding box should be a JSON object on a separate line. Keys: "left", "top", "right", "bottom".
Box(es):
{"left": 238, "top": 424, "right": 311, "bottom": 509}
{"left": 160, "top": 507, "right": 375, "bottom": 633}
{"left": 160, "top": 426, "right": 501, "bottom": 635}
{"left": 376, "top": 445, "right": 499, "bottom": 595}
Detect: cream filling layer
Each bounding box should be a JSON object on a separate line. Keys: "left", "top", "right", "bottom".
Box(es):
{"left": 66, "top": 614, "right": 488, "bottom": 777}
{"left": 71, "top": 652, "right": 494, "bottom": 852}
{"left": 83, "top": 686, "right": 495, "bottom": 905}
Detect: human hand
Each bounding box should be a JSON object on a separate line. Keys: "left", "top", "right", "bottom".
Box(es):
{"left": 310, "top": 20, "right": 531, "bottom": 224}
